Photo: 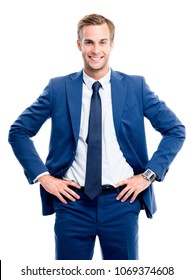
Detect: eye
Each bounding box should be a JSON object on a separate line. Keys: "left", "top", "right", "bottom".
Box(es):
{"left": 85, "top": 40, "right": 93, "bottom": 45}
{"left": 100, "top": 40, "right": 107, "bottom": 46}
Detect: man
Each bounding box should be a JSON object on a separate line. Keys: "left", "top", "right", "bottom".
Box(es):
{"left": 8, "top": 14, "right": 185, "bottom": 260}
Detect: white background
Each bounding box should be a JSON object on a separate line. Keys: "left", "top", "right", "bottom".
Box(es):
{"left": 1, "top": 0, "right": 192, "bottom": 278}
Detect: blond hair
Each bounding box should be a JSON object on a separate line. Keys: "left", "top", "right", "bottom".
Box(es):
{"left": 77, "top": 14, "right": 115, "bottom": 41}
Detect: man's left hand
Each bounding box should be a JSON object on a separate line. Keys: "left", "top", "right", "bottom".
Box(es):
{"left": 115, "top": 174, "right": 151, "bottom": 203}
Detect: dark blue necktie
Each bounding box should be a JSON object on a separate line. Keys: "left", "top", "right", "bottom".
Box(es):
{"left": 84, "top": 81, "right": 102, "bottom": 199}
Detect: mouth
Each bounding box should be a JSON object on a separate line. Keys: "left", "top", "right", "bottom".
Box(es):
{"left": 89, "top": 56, "right": 103, "bottom": 63}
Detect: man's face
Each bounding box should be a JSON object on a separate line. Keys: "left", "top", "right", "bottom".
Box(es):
{"left": 77, "top": 23, "right": 114, "bottom": 79}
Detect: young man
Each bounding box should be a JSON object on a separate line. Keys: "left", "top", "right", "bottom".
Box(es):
{"left": 8, "top": 14, "right": 185, "bottom": 260}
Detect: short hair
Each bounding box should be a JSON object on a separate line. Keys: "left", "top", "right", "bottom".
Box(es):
{"left": 77, "top": 14, "right": 115, "bottom": 41}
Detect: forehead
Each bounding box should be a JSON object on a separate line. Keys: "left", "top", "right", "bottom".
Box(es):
{"left": 80, "top": 23, "right": 110, "bottom": 40}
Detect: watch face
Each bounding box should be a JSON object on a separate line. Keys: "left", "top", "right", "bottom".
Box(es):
{"left": 145, "top": 170, "right": 152, "bottom": 176}
{"left": 143, "top": 169, "right": 156, "bottom": 181}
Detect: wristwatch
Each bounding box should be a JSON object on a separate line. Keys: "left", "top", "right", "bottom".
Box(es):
{"left": 142, "top": 169, "right": 157, "bottom": 182}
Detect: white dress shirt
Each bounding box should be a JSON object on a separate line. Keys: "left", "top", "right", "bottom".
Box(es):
{"left": 64, "top": 70, "right": 133, "bottom": 186}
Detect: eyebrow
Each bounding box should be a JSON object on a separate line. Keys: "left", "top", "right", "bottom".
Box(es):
{"left": 84, "top": 38, "right": 109, "bottom": 42}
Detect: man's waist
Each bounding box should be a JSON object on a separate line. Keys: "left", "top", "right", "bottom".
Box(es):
{"left": 75, "top": 184, "right": 127, "bottom": 194}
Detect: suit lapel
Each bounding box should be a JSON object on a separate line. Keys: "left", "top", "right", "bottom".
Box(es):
{"left": 111, "top": 70, "right": 144, "bottom": 169}
{"left": 111, "top": 70, "right": 127, "bottom": 135}
{"left": 66, "top": 71, "right": 83, "bottom": 144}
{"left": 66, "top": 70, "right": 127, "bottom": 145}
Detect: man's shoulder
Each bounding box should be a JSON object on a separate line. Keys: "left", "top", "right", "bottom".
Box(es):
{"left": 112, "top": 70, "right": 144, "bottom": 82}
{"left": 50, "top": 71, "right": 82, "bottom": 83}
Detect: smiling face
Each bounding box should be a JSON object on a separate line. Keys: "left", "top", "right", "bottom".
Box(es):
{"left": 77, "top": 23, "right": 114, "bottom": 80}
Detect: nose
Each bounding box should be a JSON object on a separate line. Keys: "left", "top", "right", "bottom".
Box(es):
{"left": 91, "top": 43, "right": 100, "bottom": 54}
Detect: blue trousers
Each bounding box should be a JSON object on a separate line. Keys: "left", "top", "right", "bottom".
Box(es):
{"left": 53, "top": 189, "right": 141, "bottom": 260}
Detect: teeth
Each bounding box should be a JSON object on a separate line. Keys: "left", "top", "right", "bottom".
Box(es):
{"left": 90, "top": 56, "right": 101, "bottom": 62}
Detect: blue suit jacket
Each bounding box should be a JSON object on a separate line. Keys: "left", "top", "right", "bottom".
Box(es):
{"left": 8, "top": 70, "right": 185, "bottom": 218}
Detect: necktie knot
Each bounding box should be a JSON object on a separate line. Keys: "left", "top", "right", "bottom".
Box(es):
{"left": 92, "top": 81, "right": 101, "bottom": 93}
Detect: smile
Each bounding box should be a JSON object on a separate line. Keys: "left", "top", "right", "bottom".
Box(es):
{"left": 89, "top": 56, "right": 103, "bottom": 62}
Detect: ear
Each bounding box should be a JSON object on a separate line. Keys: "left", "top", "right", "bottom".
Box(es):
{"left": 77, "top": 39, "right": 82, "bottom": 51}
{"left": 110, "top": 40, "right": 114, "bottom": 52}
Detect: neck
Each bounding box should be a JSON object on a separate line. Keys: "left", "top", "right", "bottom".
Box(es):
{"left": 84, "top": 67, "right": 110, "bottom": 81}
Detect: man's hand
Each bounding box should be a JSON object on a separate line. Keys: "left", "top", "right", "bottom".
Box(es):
{"left": 38, "top": 174, "right": 81, "bottom": 204}
{"left": 115, "top": 174, "right": 151, "bottom": 203}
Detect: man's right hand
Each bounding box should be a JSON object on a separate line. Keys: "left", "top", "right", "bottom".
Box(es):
{"left": 38, "top": 174, "right": 81, "bottom": 204}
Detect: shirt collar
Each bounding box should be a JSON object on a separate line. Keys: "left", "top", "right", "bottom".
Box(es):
{"left": 83, "top": 69, "right": 111, "bottom": 90}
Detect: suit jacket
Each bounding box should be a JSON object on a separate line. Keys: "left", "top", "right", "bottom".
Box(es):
{"left": 8, "top": 69, "right": 185, "bottom": 218}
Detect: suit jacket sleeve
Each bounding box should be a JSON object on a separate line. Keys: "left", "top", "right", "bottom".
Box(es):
{"left": 141, "top": 77, "right": 185, "bottom": 180}
{"left": 8, "top": 81, "right": 52, "bottom": 183}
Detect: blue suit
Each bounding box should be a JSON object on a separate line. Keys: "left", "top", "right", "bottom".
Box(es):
{"left": 8, "top": 69, "right": 185, "bottom": 259}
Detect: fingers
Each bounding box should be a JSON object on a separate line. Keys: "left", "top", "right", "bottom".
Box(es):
{"left": 56, "top": 189, "right": 80, "bottom": 204}
{"left": 63, "top": 186, "right": 80, "bottom": 201}
{"left": 59, "top": 180, "right": 81, "bottom": 202}
{"left": 114, "top": 179, "right": 129, "bottom": 188}
{"left": 116, "top": 186, "right": 136, "bottom": 203}
{"left": 56, "top": 193, "right": 68, "bottom": 204}
{"left": 65, "top": 180, "right": 81, "bottom": 189}
{"left": 115, "top": 175, "right": 150, "bottom": 203}
{"left": 40, "top": 176, "right": 81, "bottom": 204}
{"left": 56, "top": 183, "right": 81, "bottom": 203}
{"left": 115, "top": 177, "right": 134, "bottom": 202}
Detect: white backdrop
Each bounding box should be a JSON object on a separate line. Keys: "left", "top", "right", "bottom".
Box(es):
{"left": 1, "top": 0, "right": 192, "bottom": 278}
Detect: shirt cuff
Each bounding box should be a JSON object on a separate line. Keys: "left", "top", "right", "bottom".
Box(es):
{"left": 33, "top": 172, "right": 50, "bottom": 183}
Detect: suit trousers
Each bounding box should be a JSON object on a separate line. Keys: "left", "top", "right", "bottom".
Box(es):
{"left": 53, "top": 188, "right": 141, "bottom": 260}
